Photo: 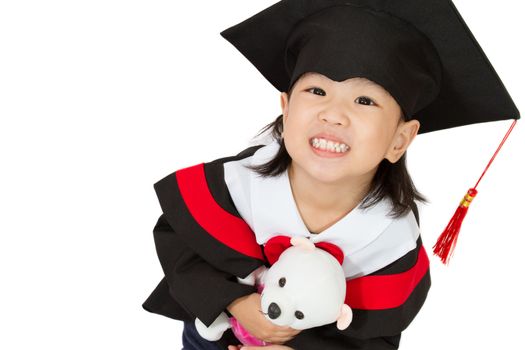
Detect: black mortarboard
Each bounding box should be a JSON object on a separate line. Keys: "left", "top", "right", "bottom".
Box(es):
{"left": 219, "top": 0, "right": 521, "bottom": 264}
{"left": 220, "top": 0, "right": 520, "bottom": 133}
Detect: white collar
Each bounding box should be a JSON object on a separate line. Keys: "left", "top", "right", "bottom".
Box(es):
{"left": 249, "top": 139, "right": 394, "bottom": 249}
{"left": 224, "top": 139, "right": 420, "bottom": 278}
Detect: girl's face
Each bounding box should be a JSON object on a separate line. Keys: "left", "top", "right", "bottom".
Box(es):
{"left": 281, "top": 72, "right": 419, "bottom": 186}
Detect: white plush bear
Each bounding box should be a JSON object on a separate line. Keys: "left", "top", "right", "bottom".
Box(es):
{"left": 195, "top": 236, "right": 353, "bottom": 345}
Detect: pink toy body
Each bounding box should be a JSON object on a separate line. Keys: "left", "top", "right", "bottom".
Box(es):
{"left": 230, "top": 317, "right": 266, "bottom": 346}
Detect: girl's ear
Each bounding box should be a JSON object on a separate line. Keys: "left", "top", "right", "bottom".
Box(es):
{"left": 280, "top": 92, "right": 289, "bottom": 138}
{"left": 385, "top": 119, "right": 420, "bottom": 163}
{"left": 280, "top": 92, "right": 289, "bottom": 119}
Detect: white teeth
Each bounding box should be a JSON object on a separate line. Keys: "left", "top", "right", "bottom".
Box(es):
{"left": 311, "top": 138, "right": 349, "bottom": 153}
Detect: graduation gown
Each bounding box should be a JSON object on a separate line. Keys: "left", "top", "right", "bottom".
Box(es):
{"left": 142, "top": 140, "right": 431, "bottom": 349}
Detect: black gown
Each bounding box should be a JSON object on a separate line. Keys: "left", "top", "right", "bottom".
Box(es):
{"left": 142, "top": 144, "right": 431, "bottom": 349}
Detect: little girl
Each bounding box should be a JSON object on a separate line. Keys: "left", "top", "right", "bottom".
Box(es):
{"left": 143, "top": 1, "right": 520, "bottom": 349}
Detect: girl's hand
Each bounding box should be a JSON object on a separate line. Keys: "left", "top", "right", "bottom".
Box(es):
{"left": 226, "top": 293, "right": 301, "bottom": 344}
{"left": 228, "top": 346, "right": 294, "bottom": 350}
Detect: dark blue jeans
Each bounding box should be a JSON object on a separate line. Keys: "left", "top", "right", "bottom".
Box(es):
{"left": 182, "top": 321, "right": 225, "bottom": 350}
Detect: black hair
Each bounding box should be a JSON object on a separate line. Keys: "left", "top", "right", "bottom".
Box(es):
{"left": 244, "top": 81, "right": 428, "bottom": 219}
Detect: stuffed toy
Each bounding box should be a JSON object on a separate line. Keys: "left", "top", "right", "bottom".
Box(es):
{"left": 195, "top": 236, "right": 353, "bottom": 345}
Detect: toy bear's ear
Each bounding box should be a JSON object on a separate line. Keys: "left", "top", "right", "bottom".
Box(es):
{"left": 315, "top": 242, "right": 345, "bottom": 265}
{"left": 264, "top": 235, "right": 293, "bottom": 264}
{"left": 336, "top": 304, "right": 353, "bottom": 330}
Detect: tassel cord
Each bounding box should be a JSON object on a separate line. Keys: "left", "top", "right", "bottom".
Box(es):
{"left": 473, "top": 119, "right": 517, "bottom": 189}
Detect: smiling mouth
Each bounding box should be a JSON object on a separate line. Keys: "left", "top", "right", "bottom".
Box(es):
{"left": 309, "top": 137, "right": 350, "bottom": 153}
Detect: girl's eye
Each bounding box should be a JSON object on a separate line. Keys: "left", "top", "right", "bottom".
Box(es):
{"left": 307, "top": 88, "right": 376, "bottom": 106}
{"left": 307, "top": 87, "right": 326, "bottom": 96}
{"left": 355, "top": 96, "right": 376, "bottom": 106}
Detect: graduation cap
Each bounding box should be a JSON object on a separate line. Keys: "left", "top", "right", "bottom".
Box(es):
{"left": 220, "top": 0, "right": 520, "bottom": 264}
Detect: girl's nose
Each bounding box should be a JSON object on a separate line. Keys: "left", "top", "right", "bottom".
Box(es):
{"left": 319, "top": 108, "right": 349, "bottom": 126}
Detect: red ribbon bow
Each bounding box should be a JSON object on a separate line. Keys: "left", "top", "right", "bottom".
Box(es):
{"left": 264, "top": 235, "right": 345, "bottom": 265}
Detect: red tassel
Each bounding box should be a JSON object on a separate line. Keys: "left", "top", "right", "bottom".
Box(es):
{"left": 433, "top": 188, "right": 477, "bottom": 264}
{"left": 433, "top": 119, "right": 517, "bottom": 265}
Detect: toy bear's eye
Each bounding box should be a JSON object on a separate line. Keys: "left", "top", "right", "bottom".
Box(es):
{"left": 295, "top": 311, "right": 304, "bottom": 319}
{"left": 279, "top": 277, "right": 286, "bottom": 287}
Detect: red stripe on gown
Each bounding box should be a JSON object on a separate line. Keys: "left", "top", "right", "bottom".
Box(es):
{"left": 176, "top": 163, "right": 265, "bottom": 261}
{"left": 345, "top": 246, "right": 429, "bottom": 310}
{"left": 177, "top": 163, "right": 429, "bottom": 309}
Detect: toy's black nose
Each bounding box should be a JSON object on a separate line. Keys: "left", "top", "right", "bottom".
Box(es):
{"left": 268, "top": 302, "right": 281, "bottom": 319}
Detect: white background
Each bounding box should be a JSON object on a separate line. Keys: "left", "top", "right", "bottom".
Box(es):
{"left": 1, "top": 1, "right": 523, "bottom": 349}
